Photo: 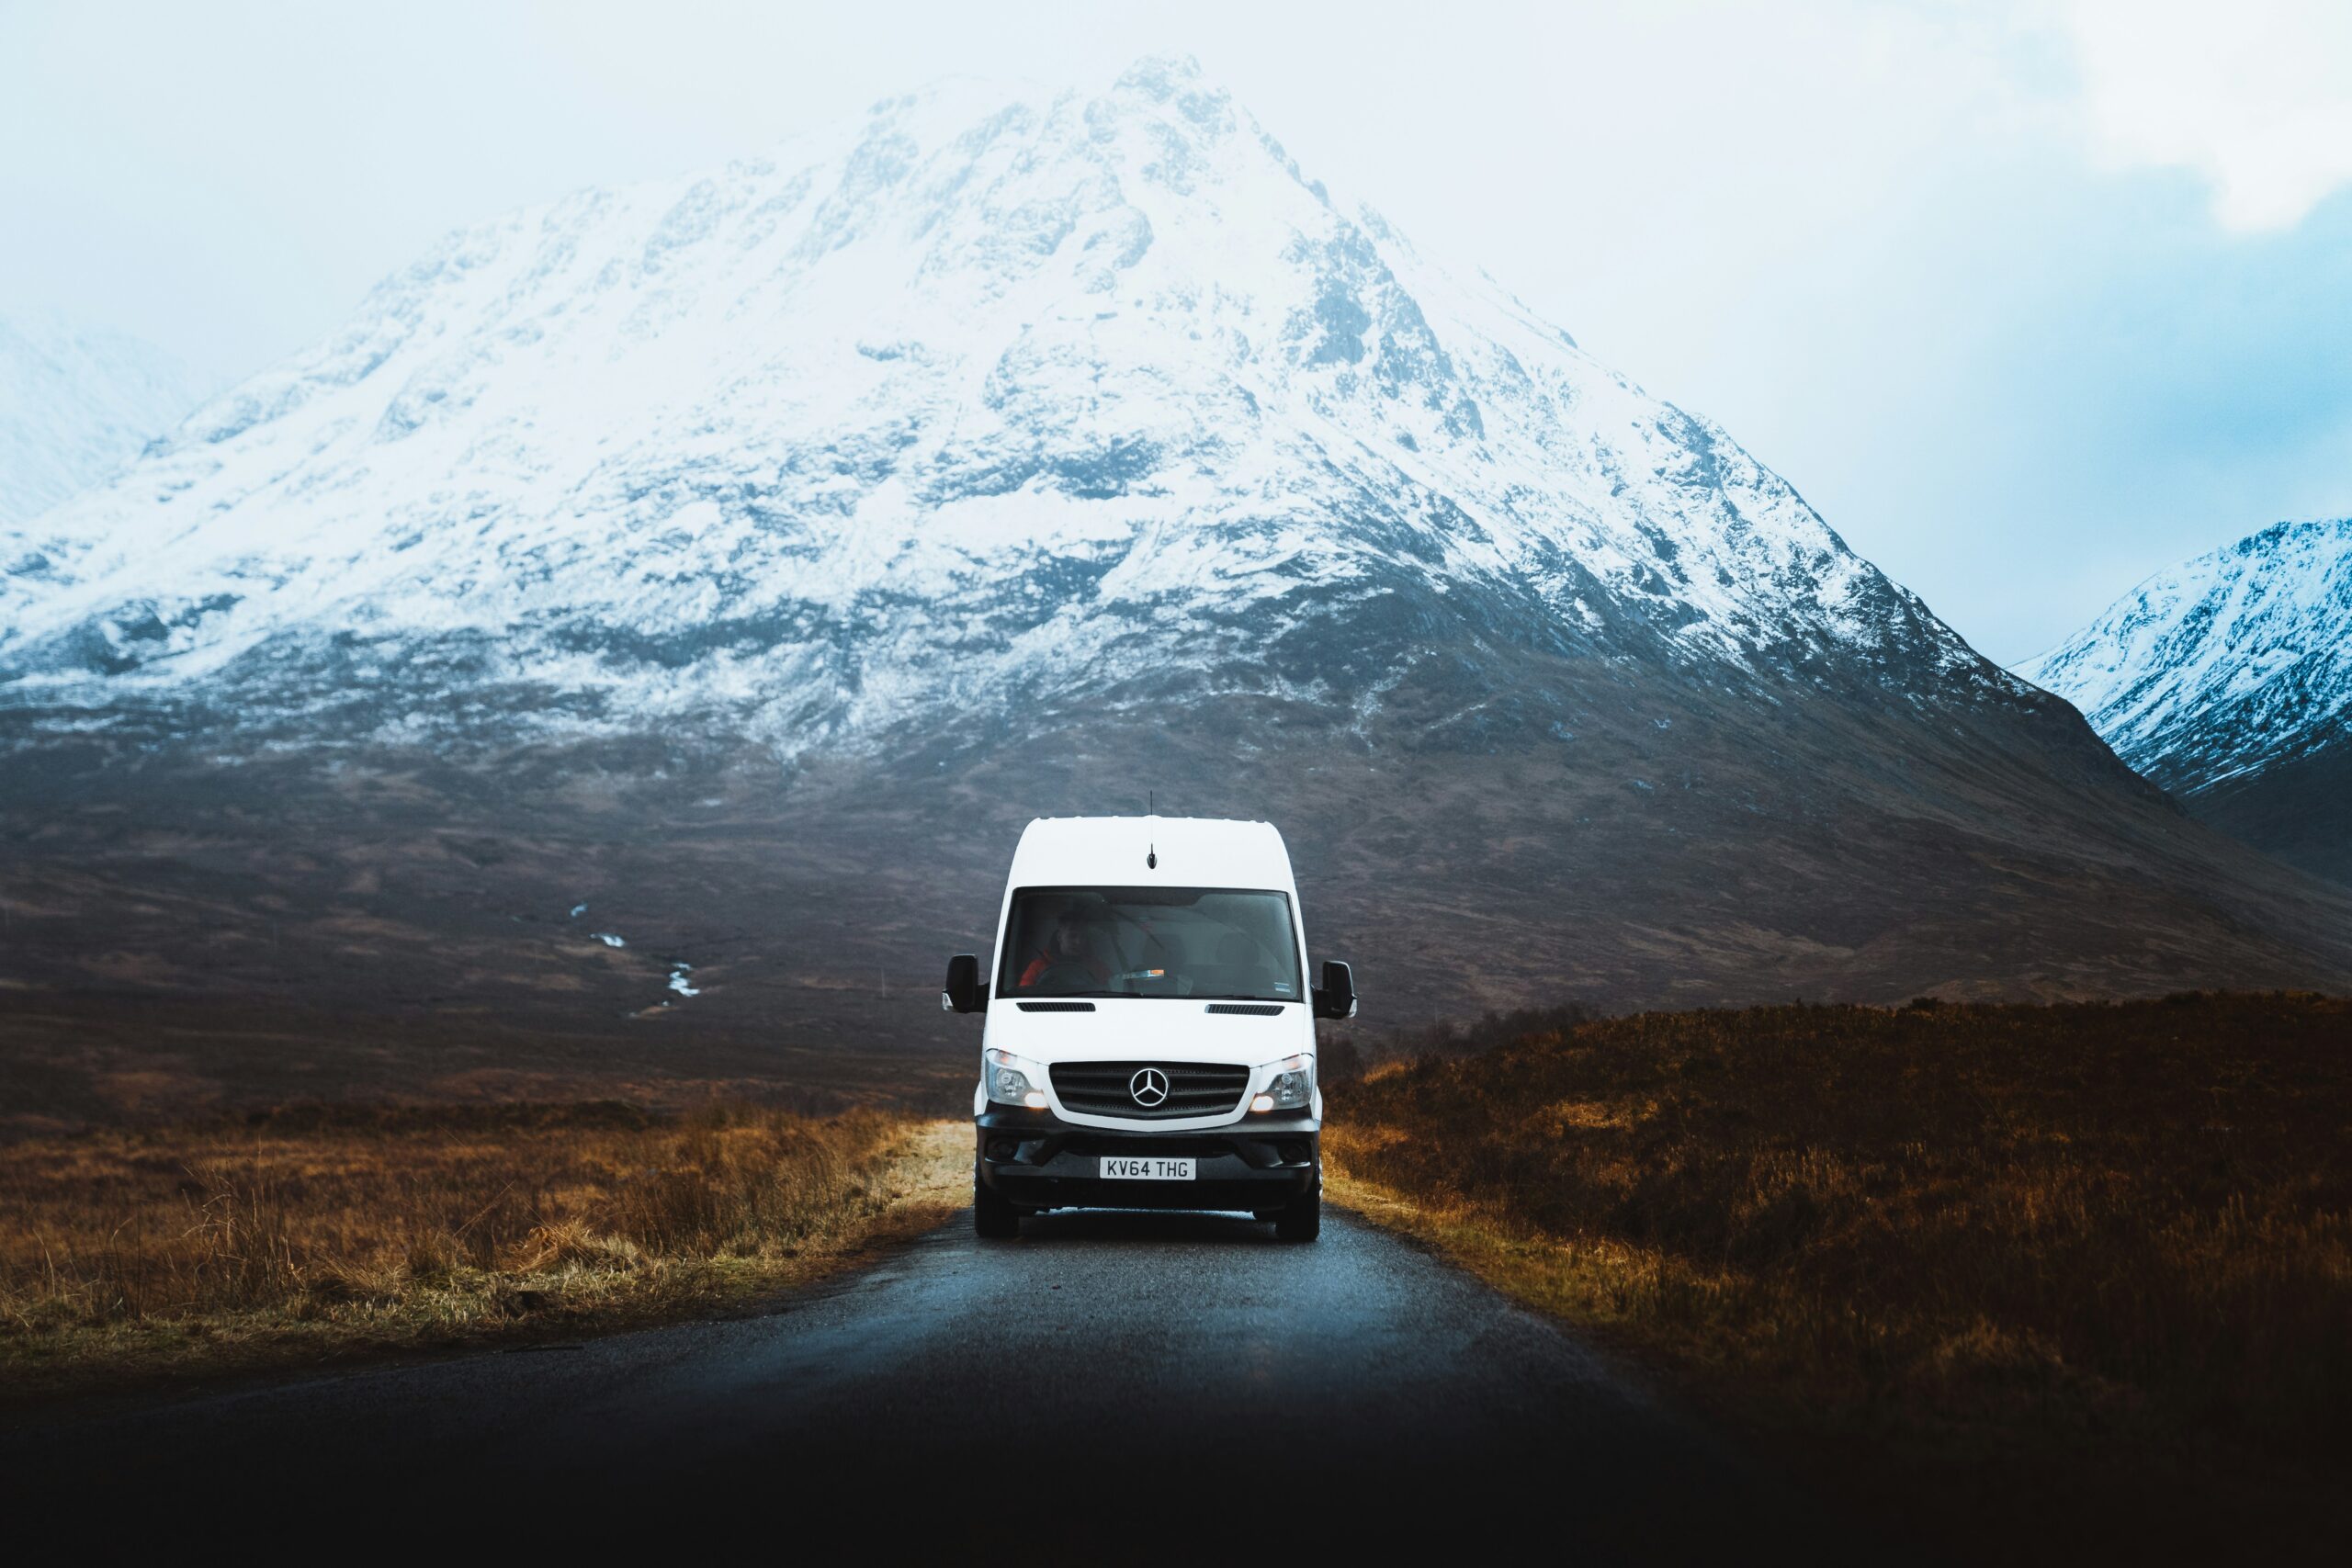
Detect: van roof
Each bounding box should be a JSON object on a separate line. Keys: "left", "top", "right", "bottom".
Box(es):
{"left": 1006, "top": 815, "right": 1295, "bottom": 892}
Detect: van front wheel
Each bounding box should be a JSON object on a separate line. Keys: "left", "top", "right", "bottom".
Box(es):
{"left": 1273, "top": 1186, "right": 1321, "bottom": 1243}
{"left": 974, "top": 1171, "right": 1021, "bottom": 1239}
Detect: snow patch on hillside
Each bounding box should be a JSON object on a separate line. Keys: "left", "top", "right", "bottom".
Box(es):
{"left": 0, "top": 311, "right": 210, "bottom": 526}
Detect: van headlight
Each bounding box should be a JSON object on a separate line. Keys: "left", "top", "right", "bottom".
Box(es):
{"left": 1250, "top": 1053, "right": 1314, "bottom": 1112}
{"left": 986, "top": 1048, "right": 1050, "bottom": 1111}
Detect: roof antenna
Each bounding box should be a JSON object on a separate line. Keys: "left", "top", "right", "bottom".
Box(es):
{"left": 1147, "top": 792, "right": 1158, "bottom": 867}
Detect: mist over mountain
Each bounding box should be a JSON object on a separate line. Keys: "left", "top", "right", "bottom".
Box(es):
{"left": 3, "top": 58, "right": 2346, "bottom": 1115}
{"left": 0, "top": 310, "right": 209, "bottom": 528}
{"left": 2023, "top": 518, "right": 2352, "bottom": 884}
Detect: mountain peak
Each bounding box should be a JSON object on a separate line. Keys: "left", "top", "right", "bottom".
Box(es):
{"left": 2236, "top": 515, "right": 2350, "bottom": 559}
{"left": 2022, "top": 515, "right": 2352, "bottom": 803}
{"left": 1114, "top": 51, "right": 1215, "bottom": 94}
{"left": 1, "top": 64, "right": 2008, "bottom": 750}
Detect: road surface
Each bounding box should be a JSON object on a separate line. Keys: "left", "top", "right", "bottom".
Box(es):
{"left": 4, "top": 1207, "right": 1860, "bottom": 1557}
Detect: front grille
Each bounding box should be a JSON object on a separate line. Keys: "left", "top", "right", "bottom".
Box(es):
{"left": 1049, "top": 1061, "right": 1250, "bottom": 1121}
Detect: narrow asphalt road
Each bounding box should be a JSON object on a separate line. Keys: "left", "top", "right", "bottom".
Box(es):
{"left": 6, "top": 1207, "right": 1860, "bottom": 1557}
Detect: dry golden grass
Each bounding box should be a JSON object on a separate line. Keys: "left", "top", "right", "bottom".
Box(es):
{"left": 1325, "top": 993, "right": 2352, "bottom": 1562}
{"left": 0, "top": 1101, "right": 965, "bottom": 1403}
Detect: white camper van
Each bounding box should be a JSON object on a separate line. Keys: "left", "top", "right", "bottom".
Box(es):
{"left": 943, "top": 816, "right": 1356, "bottom": 1242}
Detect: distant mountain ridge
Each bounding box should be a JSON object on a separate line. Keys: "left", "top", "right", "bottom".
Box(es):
{"left": 2023, "top": 518, "right": 2352, "bottom": 883}
{"left": 0, "top": 310, "right": 209, "bottom": 527}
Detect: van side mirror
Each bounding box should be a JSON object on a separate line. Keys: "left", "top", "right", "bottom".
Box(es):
{"left": 1311, "top": 959, "right": 1357, "bottom": 1020}
{"left": 942, "top": 954, "right": 989, "bottom": 1014}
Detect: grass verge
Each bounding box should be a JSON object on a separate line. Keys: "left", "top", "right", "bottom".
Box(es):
{"left": 1322, "top": 993, "right": 2352, "bottom": 1563}
{"left": 0, "top": 1101, "right": 966, "bottom": 1406}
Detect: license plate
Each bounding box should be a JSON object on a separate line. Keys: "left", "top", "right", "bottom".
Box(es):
{"left": 1100, "top": 1156, "right": 1195, "bottom": 1180}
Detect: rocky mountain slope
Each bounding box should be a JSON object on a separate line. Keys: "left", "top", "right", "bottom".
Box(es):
{"left": 3, "top": 59, "right": 2347, "bottom": 1120}
{"left": 2023, "top": 518, "right": 2352, "bottom": 883}
{"left": 0, "top": 310, "right": 208, "bottom": 527}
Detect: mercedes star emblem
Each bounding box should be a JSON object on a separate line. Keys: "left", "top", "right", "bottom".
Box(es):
{"left": 1128, "top": 1067, "right": 1170, "bottom": 1107}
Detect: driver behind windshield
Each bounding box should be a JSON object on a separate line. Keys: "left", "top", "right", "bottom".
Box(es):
{"left": 1016, "top": 905, "right": 1113, "bottom": 991}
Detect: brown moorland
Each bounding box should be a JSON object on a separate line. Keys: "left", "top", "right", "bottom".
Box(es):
{"left": 0, "top": 1101, "right": 962, "bottom": 1404}
{"left": 1322, "top": 991, "right": 2352, "bottom": 1564}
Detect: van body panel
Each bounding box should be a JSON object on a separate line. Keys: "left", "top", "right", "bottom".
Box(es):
{"left": 960, "top": 815, "right": 1338, "bottom": 1231}
{"left": 984, "top": 1002, "right": 1306, "bottom": 1065}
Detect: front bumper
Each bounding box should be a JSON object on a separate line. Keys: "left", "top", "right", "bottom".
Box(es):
{"left": 975, "top": 1104, "right": 1319, "bottom": 1212}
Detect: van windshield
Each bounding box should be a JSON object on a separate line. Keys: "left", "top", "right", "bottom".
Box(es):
{"left": 999, "top": 886, "right": 1303, "bottom": 1003}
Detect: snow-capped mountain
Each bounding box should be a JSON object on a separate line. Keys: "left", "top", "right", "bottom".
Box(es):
{"left": 2022, "top": 518, "right": 2352, "bottom": 882}
{"left": 1, "top": 57, "right": 2004, "bottom": 747}
{"left": 0, "top": 311, "right": 209, "bottom": 527}
{"left": 3, "top": 56, "right": 2348, "bottom": 1070}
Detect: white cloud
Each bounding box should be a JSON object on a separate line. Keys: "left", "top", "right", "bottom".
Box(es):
{"left": 2062, "top": 0, "right": 2352, "bottom": 231}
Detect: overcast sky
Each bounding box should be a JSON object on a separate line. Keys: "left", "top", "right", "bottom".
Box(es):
{"left": 5, "top": 0, "right": 2348, "bottom": 662}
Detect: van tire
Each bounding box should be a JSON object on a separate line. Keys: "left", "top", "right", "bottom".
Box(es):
{"left": 1273, "top": 1187, "right": 1320, "bottom": 1242}
{"left": 974, "top": 1172, "right": 1021, "bottom": 1238}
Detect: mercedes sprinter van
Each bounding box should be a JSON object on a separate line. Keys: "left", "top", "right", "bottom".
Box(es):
{"left": 943, "top": 816, "right": 1356, "bottom": 1242}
